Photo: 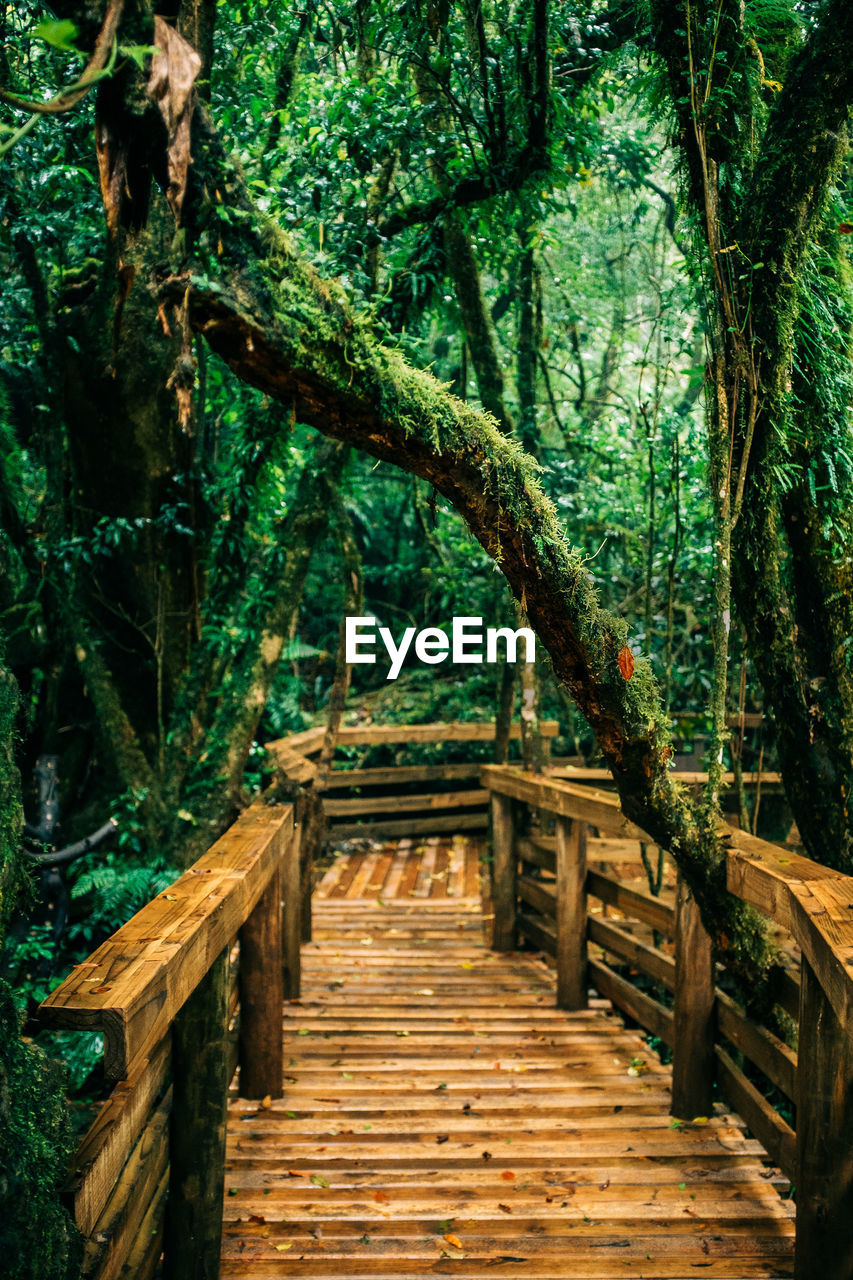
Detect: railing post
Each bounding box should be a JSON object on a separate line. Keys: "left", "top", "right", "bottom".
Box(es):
{"left": 297, "top": 790, "right": 323, "bottom": 943}
{"left": 238, "top": 866, "right": 284, "bottom": 1099}
{"left": 491, "top": 790, "right": 516, "bottom": 951}
{"left": 794, "top": 958, "right": 853, "bottom": 1280}
{"left": 164, "top": 945, "right": 230, "bottom": 1280}
{"left": 670, "top": 871, "right": 715, "bottom": 1119}
{"left": 555, "top": 816, "right": 587, "bottom": 1009}
{"left": 283, "top": 820, "right": 302, "bottom": 999}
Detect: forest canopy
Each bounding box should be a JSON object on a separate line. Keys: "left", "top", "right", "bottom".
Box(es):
{"left": 2, "top": 1, "right": 853, "bottom": 1270}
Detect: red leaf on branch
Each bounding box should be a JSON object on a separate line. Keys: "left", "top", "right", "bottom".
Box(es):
{"left": 838, "top": 223, "right": 853, "bottom": 234}
{"left": 618, "top": 647, "right": 635, "bottom": 680}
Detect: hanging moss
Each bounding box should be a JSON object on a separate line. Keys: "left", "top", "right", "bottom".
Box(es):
{"left": 165, "top": 112, "right": 782, "bottom": 1003}
{"left": 0, "top": 664, "right": 25, "bottom": 928}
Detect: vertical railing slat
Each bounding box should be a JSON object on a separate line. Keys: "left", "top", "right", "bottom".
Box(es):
{"left": 555, "top": 816, "right": 587, "bottom": 1009}
{"left": 238, "top": 865, "right": 284, "bottom": 1099}
{"left": 283, "top": 819, "right": 302, "bottom": 999}
{"left": 163, "top": 945, "right": 230, "bottom": 1280}
{"left": 491, "top": 791, "right": 516, "bottom": 951}
{"left": 671, "top": 871, "right": 715, "bottom": 1119}
{"left": 794, "top": 958, "right": 853, "bottom": 1280}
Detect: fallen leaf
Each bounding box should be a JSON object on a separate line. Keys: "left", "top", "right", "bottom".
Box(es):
{"left": 248, "top": 1214, "right": 266, "bottom": 1225}
{"left": 501, "top": 1170, "right": 516, "bottom": 1181}
{"left": 260, "top": 1095, "right": 271, "bottom": 1109}
{"left": 310, "top": 1174, "right": 330, "bottom": 1188}
{"left": 444, "top": 1234, "right": 464, "bottom": 1249}
{"left": 274, "top": 1243, "right": 293, "bottom": 1252}
{"left": 373, "top": 1191, "right": 390, "bottom": 1203}
{"left": 498, "top": 1203, "right": 513, "bottom": 1214}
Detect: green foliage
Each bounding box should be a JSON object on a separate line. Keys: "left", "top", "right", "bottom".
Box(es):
{"left": 0, "top": 651, "right": 80, "bottom": 1277}
{"left": 33, "top": 20, "right": 80, "bottom": 54}
{"left": 0, "top": 659, "right": 24, "bottom": 931}
{"left": 67, "top": 860, "right": 177, "bottom": 952}
{"left": 0, "top": 982, "right": 82, "bottom": 1280}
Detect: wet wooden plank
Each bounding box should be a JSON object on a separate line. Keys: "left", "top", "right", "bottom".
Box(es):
{"left": 223, "top": 841, "right": 792, "bottom": 1280}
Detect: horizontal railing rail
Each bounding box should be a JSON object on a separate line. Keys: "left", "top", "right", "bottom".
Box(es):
{"left": 481, "top": 763, "right": 853, "bottom": 1280}
{"left": 37, "top": 797, "right": 302, "bottom": 1280}
{"left": 266, "top": 719, "right": 560, "bottom": 843}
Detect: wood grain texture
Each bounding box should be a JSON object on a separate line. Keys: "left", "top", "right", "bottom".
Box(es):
{"left": 324, "top": 788, "right": 489, "bottom": 817}
{"left": 586, "top": 870, "right": 674, "bottom": 936}
{"left": 239, "top": 865, "right": 284, "bottom": 1099}
{"left": 320, "top": 763, "right": 483, "bottom": 790}
{"left": 555, "top": 817, "right": 587, "bottom": 1010}
{"left": 328, "top": 811, "right": 488, "bottom": 840}
{"left": 40, "top": 800, "right": 294, "bottom": 1081}
{"left": 221, "top": 844, "right": 794, "bottom": 1279}
{"left": 715, "top": 1046, "right": 796, "bottom": 1181}
{"left": 716, "top": 991, "right": 797, "bottom": 1102}
{"left": 490, "top": 791, "right": 516, "bottom": 951}
{"left": 483, "top": 768, "right": 853, "bottom": 1055}
{"left": 81, "top": 1090, "right": 170, "bottom": 1280}
{"left": 794, "top": 959, "right": 853, "bottom": 1280}
{"left": 164, "top": 946, "right": 231, "bottom": 1280}
{"left": 727, "top": 835, "right": 853, "bottom": 1045}
{"left": 283, "top": 818, "right": 302, "bottom": 1000}
{"left": 671, "top": 873, "right": 715, "bottom": 1120}
{"left": 65, "top": 1037, "right": 171, "bottom": 1237}
{"left": 482, "top": 766, "right": 647, "bottom": 839}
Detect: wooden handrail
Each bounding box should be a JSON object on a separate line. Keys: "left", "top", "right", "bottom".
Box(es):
{"left": 266, "top": 717, "right": 560, "bottom": 761}
{"left": 38, "top": 796, "right": 302, "bottom": 1280}
{"left": 549, "top": 763, "right": 782, "bottom": 788}
{"left": 40, "top": 799, "right": 294, "bottom": 1082}
{"left": 481, "top": 763, "right": 853, "bottom": 1280}
{"left": 482, "top": 763, "right": 647, "bottom": 839}
{"left": 483, "top": 763, "right": 853, "bottom": 1042}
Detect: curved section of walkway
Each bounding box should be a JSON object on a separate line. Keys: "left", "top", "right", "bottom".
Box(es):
{"left": 221, "top": 836, "right": 794, "bottom": 1278}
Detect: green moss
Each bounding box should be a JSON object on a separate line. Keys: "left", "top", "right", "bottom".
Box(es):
{"left": 0, "top": 656, "right": 81, "bottom": 1279}
{"left": 187, "top": 127, "right": 777, "bottom": 999}
{"left": 0, "top": 985, "right": 82, "bottom": 1280}
{"left": 0, "top": 663, "right": 25, "bottom": 931}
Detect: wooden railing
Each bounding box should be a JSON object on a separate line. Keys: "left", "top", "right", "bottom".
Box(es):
{"left": 266, "top": 720, "right": 560, "bottom": 842}
{"left": 482, "top": 764, "right": 853, "bottom": 1280}
{"left": 36, "top": 798, "right": 302, "bottom": 1280}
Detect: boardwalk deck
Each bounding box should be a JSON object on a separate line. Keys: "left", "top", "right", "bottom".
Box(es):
{"left": 221, "top": 836, "right": 795, "bottom": 1278}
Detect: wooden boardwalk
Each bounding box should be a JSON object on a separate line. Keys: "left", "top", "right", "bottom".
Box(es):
{"left": 221, "top": 836, "right": 795, "bottom": 1278}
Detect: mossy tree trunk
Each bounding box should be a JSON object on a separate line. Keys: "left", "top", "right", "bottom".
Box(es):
{"left": 50, "top": 0, "right": 853, "bottom": 980}
{"left": 0, "top": 654, "right": 81, "bottom": 1280}
{"left": 650, "top": 0, "right": 853, "bottom": 868}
